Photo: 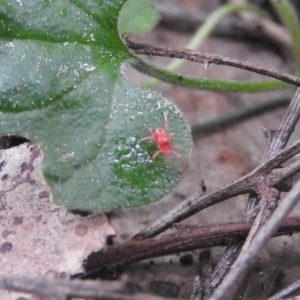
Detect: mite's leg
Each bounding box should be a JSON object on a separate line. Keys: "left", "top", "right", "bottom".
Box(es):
{"left": 139, "top": 129, "right": 155, "bottom": 142}
{"left": 152, "top": 150, "right": 162, "bottom": 163}
{"left": 164, "top": 112, "right": 168, "bottom": 131}
{"left": 172, "top": 151, "right": 185, "bottom": 173}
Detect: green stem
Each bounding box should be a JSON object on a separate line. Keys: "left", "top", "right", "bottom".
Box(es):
{"left": 131, "top": 59, "right": 289, "bottom": 93}
{"left": 146, "top": 3, "right": 269, "bottom": 88}
{"left": 270, "top": 0, "right": 300, "bottom": 63}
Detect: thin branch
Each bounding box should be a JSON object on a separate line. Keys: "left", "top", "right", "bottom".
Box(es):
{"left": 263, "top": 87, "right": 300, "bottom": 158}
{"left": 267, "top": 278, "right": 300, "bottom": 300}
{"left": 205, "top": 88, "right": 300, "bottom": 298}
{"left": 272, "top": 159, "right": 300, "bottom": 189}
{"left": 210, "top": 177, "right": 300, "bottom": 300}
{"left": 125, "top": 39, "right": 300, "bottom": 87}
{"left": 83, "top": 218, "right": 300, "bottom": 275}
{"left": 0, "top": 276, "right": 176, "bottom": 300}
{"left": 0, "top": 276, "right": 122, "bottom": 299}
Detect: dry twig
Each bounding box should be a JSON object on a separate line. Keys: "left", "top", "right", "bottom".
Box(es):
{"left": 211, "top": 177, "right": 300, "bottom": 300}
{"left": 0, "top": 275, "right": 178, "bottom": 300}
{"left": 125, "top": 39, "right": 300, "bottom": 87}
{"left": 205, "top": 88, "right": 300, "bottom": 299}
{"left": 267, "top": 278, "right": 300, "bottom": 300}
{"left": 84, "top": 218, "right": 300, "bottom": 275}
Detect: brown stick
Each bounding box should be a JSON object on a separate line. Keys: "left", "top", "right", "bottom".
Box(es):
{"left": 84, "top": 217, "right": 300, "bottom": 275}
{"left": 0, "top": 275, "right": 176, "bottom": 300}
{"left": 207, "top": 88, "right": 300, "bottom": 299}
{"left": 125, "top": 39, "right": 300, "bottom": 87}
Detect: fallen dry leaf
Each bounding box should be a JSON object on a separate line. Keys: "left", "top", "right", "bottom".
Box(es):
{"left": 0, "top": 143, "right": 115, "bottom": 300}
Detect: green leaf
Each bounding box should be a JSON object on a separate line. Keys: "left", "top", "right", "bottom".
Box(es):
{"left": 118, "top": 0, "right": 160, "bottom": 34}
{"left": 0, "top": 0, "right": 192, "bottom": 211}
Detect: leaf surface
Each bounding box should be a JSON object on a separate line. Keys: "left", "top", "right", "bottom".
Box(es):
{"left": 0, "top": 0, "right": 192, "bottom": 211}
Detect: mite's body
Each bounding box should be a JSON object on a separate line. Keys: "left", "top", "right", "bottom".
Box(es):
{"left": 140, "top": 112, "right": 185, "bottom": 172}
